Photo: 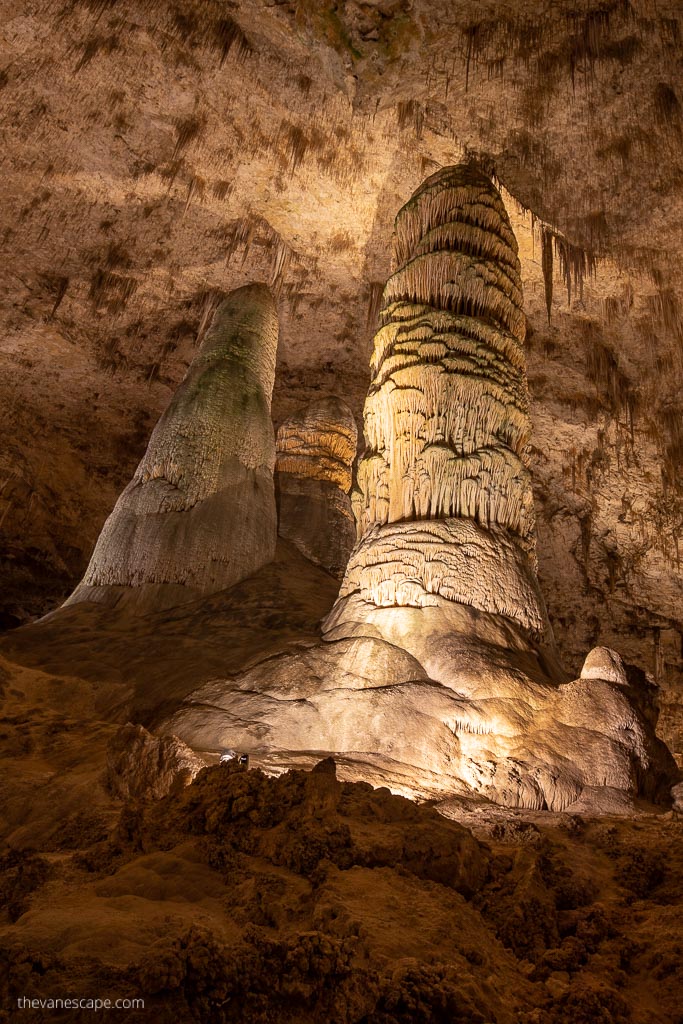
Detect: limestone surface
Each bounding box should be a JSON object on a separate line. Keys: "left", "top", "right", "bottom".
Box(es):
{"left": 332, "top": 165, "right": 548, "bottom": 638}
{"left": 105, "top": 723, "right": 204, "bottom": 801}
{"left": 64, "top": 284, "right": 279, "bottom": 611}
{"left": 275, "top": 396, "right": 357, "bottom": 577}
{"left": 580, "top": 646, "right": 628, "bottom": 686}
{"left": 164, "top": 169, "right": 676, "bottom": 813}
{"left": 166, "top": 607, "right": 676, "bottom": 812}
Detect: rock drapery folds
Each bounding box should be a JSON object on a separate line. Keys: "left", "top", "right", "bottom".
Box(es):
{"left": 64, "top": 283, "right": 279, "bottom": 611}
{"left": 275, "top": 396, "right": 357, "bottom": 577}
{"left": 333, "top": 164, "right": 547, "bottom": 636}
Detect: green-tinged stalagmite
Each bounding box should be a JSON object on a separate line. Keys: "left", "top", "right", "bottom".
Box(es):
{"left": 64, "top": 283, "right": 279, "bottom": 611}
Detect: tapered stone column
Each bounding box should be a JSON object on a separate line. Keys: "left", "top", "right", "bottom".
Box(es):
{"left": 325, "top": 165, "right": 550, "bottom": 638}
{"left": 65, "top": 283, "right": 279, "bottom": 611}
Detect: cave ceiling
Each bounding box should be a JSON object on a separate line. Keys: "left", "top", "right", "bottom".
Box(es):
{"left": 0, "top": 0, "right": 682, "bottom": 749}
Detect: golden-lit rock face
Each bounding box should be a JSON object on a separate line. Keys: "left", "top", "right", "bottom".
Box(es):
{"left": 64, "top": 283, "right": 279, "bottom": 610}
{"left": 333, "top": 165, "right": 547, "bottom": 635}
{"left": 276, "top": 395, "right": 357, "bottom": 492}
{"left": 275, "top": 396, "right": 357, "bottom": 577}
{"left": 360, "top": 169, "right": 532, "bottom": 540}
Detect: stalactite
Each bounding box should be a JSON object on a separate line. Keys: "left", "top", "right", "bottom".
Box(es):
{"left": 194, "top": 287, "right": 226, "bottom": 345}
{"left": 284, "top": 123, "right": 308, "bottom": 170}
{"left": 458, "top": 1, "right": 636, "bottom": 96}
{"left": 212, "top": 179, "right": 232, "bottom": 201}
{"left": 223, "top": 214, "right": 283, "bottom": 267}
{"left": 270, "top": 240, "right": 292, "bottom": 291}
{"left": 396, "top": 99, "right": 424, "bottom": 138}
{"left": 211, "top": 15, "right": 253, "bottom": 65}
{"left": 554, "top": 235, "right": 597, "bottom": 306}
{"left": 583, "top": 323, "right": 635, "bottom": 426}
{"left": 366, "top": 282, "right": 385, "bottom": 328}
{"left": 173, "top": 114, "right": 206, "bottom": 159}
{"left": 167, "top": 8, "right": 253, "bottom": 65}
{"left": 541, "top": 226, "right": 553, "bottom": 321}
{"left": 183, "top": 174, "right": 205, "bottom": 215}
{"left": 653, "top": 82, "right": 681, "bottom": 128}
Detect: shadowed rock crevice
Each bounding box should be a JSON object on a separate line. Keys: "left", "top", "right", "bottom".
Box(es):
{"left": 275, "top": 396, "right": 357, "bottom": 578}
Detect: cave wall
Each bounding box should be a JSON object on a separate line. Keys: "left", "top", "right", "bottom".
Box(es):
{"left": 0, "top": 0, "right": 681, "bottom": 754}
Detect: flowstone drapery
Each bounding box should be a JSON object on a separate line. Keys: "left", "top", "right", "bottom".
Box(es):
{"left": 327, "top": 164, "right": 548, "bottom": 637}
{"left": 64, "top": 283, "right": 279, "bottom": 612}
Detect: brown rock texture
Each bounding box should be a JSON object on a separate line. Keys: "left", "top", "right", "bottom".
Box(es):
{"left": 0, "top": 746, "right": 681, "bottom": 1024}
{"left": 275, "top": 396, "right": 357, "bottom": 577}
{"left": 105, "top": 723, "right": 205, "bottom": 801}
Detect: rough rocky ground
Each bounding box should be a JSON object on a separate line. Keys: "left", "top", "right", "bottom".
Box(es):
{"left": 0, "top": 551, "right": 681, "bottom": 1023}
{"left": 0, "top": 716, "right": 681, "bottom": 1023}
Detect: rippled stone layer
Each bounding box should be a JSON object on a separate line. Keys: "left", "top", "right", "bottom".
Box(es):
{"left": 275, "top": 396, "right": 357, "bottom": 577}
{"left": 332, "top": 164, "right": 545, "bottom": 633}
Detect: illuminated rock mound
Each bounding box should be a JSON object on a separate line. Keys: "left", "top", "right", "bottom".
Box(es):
{"left": 275, "top": 396, "right": 357, "bottom": 578}
{"left": 165, "top": 171, "right": 676, "bottom": 812}
{"left": 64, "top": 283, "right": 279, "bottom": 611}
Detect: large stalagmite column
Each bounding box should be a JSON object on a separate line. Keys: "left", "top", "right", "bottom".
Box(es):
{"left": 325, "top": 164, "right": 550, "bottom": 638}
{"left": 64, "top": 283, "right": 279, "bottom": 611}
{"left": 162, "top": 187, "right": 675, "bottom": 812}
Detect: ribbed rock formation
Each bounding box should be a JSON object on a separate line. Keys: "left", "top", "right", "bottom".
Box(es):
{"left": 329, "top": 164, "right": 548, "bottom": 638}
{"left": 162, "top": 173, "right": 677, "bottom": 814}
{"left": 64, "top": 283, "right": 279, "bottom": 611}
{"left": 275, "top": 396, "right": 357, "bottom": 577}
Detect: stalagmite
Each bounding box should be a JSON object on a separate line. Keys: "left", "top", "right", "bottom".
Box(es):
{"left": 64, "top": 283, "right": 279, "bottom": 611}
{"left": 164, "top": 171, "right": 676, "bottom": 815}
{"left": 275, "top": 396, "right": 357, "bottom": 577}
{"left": 326, "top": 164, "right": 549, "bottom": 637}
